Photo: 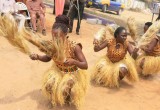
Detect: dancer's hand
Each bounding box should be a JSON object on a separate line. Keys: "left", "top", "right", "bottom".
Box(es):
{"left": 64, "top": 58, "right": 76, "bottom": 66}
{"left": 132, "top": 48, "right": 139, "bottom": 59}
{"left": 141, "top": 46, "right": 147, "bottom": 51}
{"left": 29, "top": 54, "right": 39, "bottom": 60}
{"left": 133, "top": 48, "right": 139, "bottom": 54}
{"left": 93, "top": 39, "right": 99, "bottom": 45}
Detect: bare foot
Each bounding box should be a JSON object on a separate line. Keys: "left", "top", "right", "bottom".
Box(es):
{"left": 47, "top": 102, "right": 53, "bottom": 109}
{"left": 67, "top": 79, "right": 74, "bottom": 88}
{"left": 45, "top": 78, "right": 55, "bottom": 94}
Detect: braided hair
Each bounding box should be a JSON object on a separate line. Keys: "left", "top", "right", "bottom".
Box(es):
{"left": 52, "top": 15, "right": 69, "bottom": 33}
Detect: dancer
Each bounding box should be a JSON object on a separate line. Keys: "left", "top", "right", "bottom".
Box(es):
{"left": 0, "top": 13, "right": 89, "bottom": 109}
{"left": 92, "top": 26, "right": 139, "bottom": 88}
{"left": 29, "top": 15, "right": 89, "bottom": 109}
{"left": 136, "top": 21, "right": 160, "bottom": 76}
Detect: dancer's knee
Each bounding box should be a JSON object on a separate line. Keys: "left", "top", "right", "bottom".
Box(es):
{"left": 140, "top": 58, "right": 145, "bottom": 69}
{"left": 119, "top": 67, "right": 128, "bottom": 80}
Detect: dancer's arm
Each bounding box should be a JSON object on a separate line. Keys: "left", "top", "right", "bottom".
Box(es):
{"left": 93, "top": 39, "right": 108, "bottom": 52}
{"left": 30, "top": 54, "right": 52, "bottom": 62}
{"left": 127, "top": 43, "right": 139, "bottom": 59}
{"left": 64, "top": 44, "right": 88, "bottom": 69}
{"left": 141, "top": 38, "right": 158, "bottom": 53}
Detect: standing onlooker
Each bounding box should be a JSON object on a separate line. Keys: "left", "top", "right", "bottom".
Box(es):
{"left": 26, "top": 0, "right": 46, "bottom": 35}
{"left": 68, "top": 0, "right": 86, "bottom": 35}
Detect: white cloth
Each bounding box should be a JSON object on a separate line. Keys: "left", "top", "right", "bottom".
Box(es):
{"left": 0, "top": 0, "right": 3, "bottom": 13}
{"left": 0, "top": 0, "right": 18, "bottom": 13}
{"left": 119, "top": 64, "right": 127, "bottom": 69}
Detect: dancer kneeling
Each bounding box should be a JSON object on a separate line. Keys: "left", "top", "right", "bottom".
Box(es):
{"left": 30, "top": 15, "right": 89, "bottom": 109}
{"left": 136, "top": 22, "right": 160, "bottom": 76}
{"left": 92, "top": 27, "right": 139, "bottom": 88}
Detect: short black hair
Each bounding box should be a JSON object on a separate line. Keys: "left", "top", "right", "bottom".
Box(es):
{"left": 145, "top": 22, "right": 152, "bottom": 28}
{"left": 114, "top": 27, "right": 126, "bottom": 38}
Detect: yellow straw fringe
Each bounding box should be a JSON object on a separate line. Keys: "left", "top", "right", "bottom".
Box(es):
{"left": 94, "top": 27, "right": 107, "bottom": 43}
{"left": 92, "top": 53, "right": 139, "bottom": 88}
{"left": 106, "top": 24, "right": 119, "bottom": 37}
{"left": 0, "top": 13, "right": 31, "bottom": 54}
{"left": 94, "top": 24, "right": 117, "bottom": 45}
{"left": 0, "top": 13, "right": 56, "bottom": 57}
{"left": 136, "top": 56, "right": 160, "bottom": 75}
{"left": 137, "top": 20, "right": 160, "bottom": 47}
{"left": 127, "top": 17, "right": 137, "bottom": 40}
{"left": 42, "top": 63, "right": 89, "bottom": 109}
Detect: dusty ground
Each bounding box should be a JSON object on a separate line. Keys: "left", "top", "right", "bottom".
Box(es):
{"left": 0, "top": 7, "right": 160, "bottom": 110}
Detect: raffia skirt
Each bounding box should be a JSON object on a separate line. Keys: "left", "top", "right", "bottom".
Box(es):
{"left": 0, "top": 13, "right": 30, "bottom": 54}
{"left": 136, "top": 55, "right": 160, "bottom": 76}
{"left": 42, "top": 63, "right": 89, "bottom": 109}
{"left": 92, "top": 53, "right": 139, "bottom": 88}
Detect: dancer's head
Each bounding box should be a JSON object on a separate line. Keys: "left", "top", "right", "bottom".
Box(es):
{"left": 51, "top": 15, "right": 70, "bottom": 61}
{"left": 52, "top": 15, "right": 69, "bottom": 41}
{"left": 144, "top": 22, "right": 152, "bottom": 33}
{"left": 114, "top": 27, "right": 127, "bottom": 43}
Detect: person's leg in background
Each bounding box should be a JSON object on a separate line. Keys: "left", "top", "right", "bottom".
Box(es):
{"left": 76, "top": 2, "right": 84, "bottom": 35}
{"left": 68, "top": 5, "right": 77, "bottom": 33}
{"left": 53, "top": 0, "right": 55, "bottom": 14}
{"left": 63, "top": 0, "right": 70, "bottom": 15}
{"left": 22, "top": 10, "right": 32, "bottom": 28}
{"left": 30, "top": 12, "right": 37, "bottom": 32}
{"left": 38, "top": 12, "right": 46, "bottom": 36}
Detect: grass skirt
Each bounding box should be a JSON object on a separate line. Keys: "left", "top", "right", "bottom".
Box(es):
{"left": 136, "top": 55, "right": 160, "bottom": 76}
{"left": 92, "top": 53, "right": 138, "bottom": 87}
{"left": 42, "top": 63, "right": 89, "bottom": 109}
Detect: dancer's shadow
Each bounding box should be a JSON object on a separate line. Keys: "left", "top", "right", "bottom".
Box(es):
{"left": 52, "top": 105, "right": 76, "bottom": 110}
{"left": 0, "top": 89, "right": 76, "bottom": 110}
{"left": 105, "top": 80, "right": 134, "bottom": 94}
{"left": 91, "top": 79, "right": 134, "bottom": 94}
{"left": 139, "top": 74, "right": 155, "bottom": 81}
{"left": 119, "top": 80, "right": 134, "bottom": 89}
{"left": 0, "top": 89, "right": 48, "bottom": 110}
